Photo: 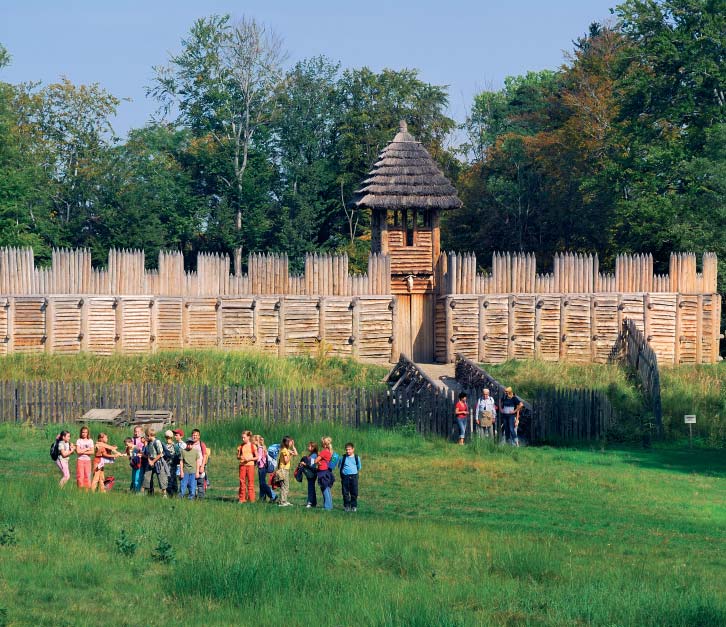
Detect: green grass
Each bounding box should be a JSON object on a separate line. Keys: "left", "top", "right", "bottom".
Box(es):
{"left": 0, "top": 421, "right": 724, "bottom": 626}
{"left": 482, "top": 360, "right": 726, "bottom": 447}
{"left": 0, "top": 350, "right": 388, "bottom": 389}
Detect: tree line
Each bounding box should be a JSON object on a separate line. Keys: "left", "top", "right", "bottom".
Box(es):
{"left": 0, "top": 0, "right": 723, "bottom": 284}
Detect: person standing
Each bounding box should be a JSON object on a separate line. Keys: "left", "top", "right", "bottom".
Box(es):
{"left": 167, "top": 429, "right": 186, "bottom": 496}
{"left": 500, "top": 387, "right": 524, "bottom": 446}
{"left": 236, "top": 430, "right": 257, "bottom": 503}
{"left": 190, "top": 429, "right": 210, "bottom": 498}
{"left": 90, "top": 433, "right": 122, "bottom": 493}
{"left": 276, "top": 436, "right": 297, "bottom": 507}
{"left": 142, "top": 429, "right": 170, "bottom": 496}
{"left": 300, "top": 441, "right": 319, "bottom": 508}
{"left": 476, "top": 388, "right": 497, "bottom": 439}
{"left": 315, "top": 436, "right": 335, "bottom": 511}
{"left": 339, "top": 442, "right": 361, "bottom": 512}
{"left": 255, "top": 435, "right": 277, "bottom": 503}
{"left": 54, "top": 431, "right": 75, "bottom": 488}
{"left": 178, "top": 438, "right": 200, "bottom": 500}
{"left": 75, "top": 426, "right": 94, "bottom": 489}
{"left": 129, "top": 426, "right": 145, "bottom": 492}
{"left": 455, "top": 392, "right": 469, "bottom": 445}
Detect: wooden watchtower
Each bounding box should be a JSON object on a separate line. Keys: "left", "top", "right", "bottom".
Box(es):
{"left": 353, "top": 121, "right": 462, "bottom": 361}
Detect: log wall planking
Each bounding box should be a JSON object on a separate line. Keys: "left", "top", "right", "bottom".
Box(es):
{"left": 437, "top": 292, "right": 721, "bottom": 365}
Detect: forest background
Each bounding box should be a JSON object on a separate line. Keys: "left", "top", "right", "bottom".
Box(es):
{"left": 0, "top": 0, "right": 724, "bottom": 288}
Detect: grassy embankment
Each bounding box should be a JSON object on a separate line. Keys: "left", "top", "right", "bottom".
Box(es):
{"left": 0, "top": 419, "right": 724, "bottom": 627}
{"left": 485, "top": 360, "right": 726, "bottom": 447}
{"left": 0, "top": 351, "right": 388, "bottom": 389}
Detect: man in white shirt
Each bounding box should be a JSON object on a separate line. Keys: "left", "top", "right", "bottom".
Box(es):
{"left": 475, "top": 388, "right": 497, "bottom": 438}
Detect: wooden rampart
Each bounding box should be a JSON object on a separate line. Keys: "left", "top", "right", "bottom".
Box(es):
{"left": 0, "top": 248, "right": 390, "bottom": 297}
{"left": 437, "top": 292, "right": 721, "bottom": 365}
{"left": 0, "top": 295, "right": 394, "bottom": 361}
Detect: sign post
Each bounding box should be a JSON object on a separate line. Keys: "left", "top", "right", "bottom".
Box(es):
{"left": 684, "top": 415, "right": 696, "bottom": 448}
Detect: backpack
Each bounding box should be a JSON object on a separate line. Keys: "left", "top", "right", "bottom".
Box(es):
{"left": 266, "top": 443, "right": 280, "bottom": 473}
{"left": 339, "top": 454, "right": 361, "bottom": 476}
{"left": 50, "top": 436, "right": 61, "bottom": 461}
{"left": 329, "top": 451, "right": 340, "bottom": 470}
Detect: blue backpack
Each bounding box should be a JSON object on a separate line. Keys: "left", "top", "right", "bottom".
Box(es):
{"left": 266, "top": 443, "right": 280, "bottom": 473}
{"left": 329, "top": 451, "right": 340, "bottom": 470}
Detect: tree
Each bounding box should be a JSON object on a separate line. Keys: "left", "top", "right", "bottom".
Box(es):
{"left": 149, "top": 14, "right": 287, "bottom": 269}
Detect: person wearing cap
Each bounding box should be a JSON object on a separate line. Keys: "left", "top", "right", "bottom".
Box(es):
{"left": 164, "top": 430, "right": 185, "bottom": 496}
{"left": 179, "top": 438, "right": 200, "bottom": 500}
{"left": 500, "top": 387, "right": 524, "bottom": 446}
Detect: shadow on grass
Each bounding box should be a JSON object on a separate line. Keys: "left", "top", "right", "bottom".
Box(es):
{"left": 610, "top": 445, "right": 726, "bottom": 478}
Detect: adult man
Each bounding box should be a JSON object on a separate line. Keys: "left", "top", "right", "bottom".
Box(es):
{"left": 190, "top": 429, "right": 210, "bottom": 498}
{"left": 500, "top": 387, "right": 524, "bottom": 446}
{"left": 475, "top": 388, "right": 497, "bottom": 438}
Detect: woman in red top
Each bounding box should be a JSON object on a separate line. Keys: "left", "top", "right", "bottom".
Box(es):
{"left": 454, "top": 392, "right": 469, "bottom": 445}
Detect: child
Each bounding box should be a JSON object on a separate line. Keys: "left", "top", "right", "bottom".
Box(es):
{"left": 314, "top": 436, "right": 335, "bottom": 511}
{"left": 129, "top": 426, "right": 145, "bottom": 492}
{"left": 300, "top": 441, "right": 318, "bottom": 508}
{"left": 236, "top": 430, "right": 257, "bottom": 503}
{"left": 143, "top": 429, "right": 170, "bottom": 496}
{"left": 75, "top": 426, "right": 94, "bottom": 489}
{"left": 339, "top": 442, "right": 362, "bottom": 512}
{"left": 91, "top": 433, "right": 123, "bottom": 493}
{"left": 276, "top": 436, "right": 297, "bottom": 507}
{"left": 255, "top": 435, "right": 277, "bottom": 503}
{"left": 179, "top": 438, "right": 201, "bottom": 499}
{"left": 54, "top": 431, "right": 75, "bottom": 488}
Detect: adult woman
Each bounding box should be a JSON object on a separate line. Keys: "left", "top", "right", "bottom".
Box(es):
{"left": 55, "top": 431, "right": 75, "bottom": 487}
{"left": 500, "top": 387, "right": 524, "bottom": 446}
{"left": 454, "top": 392, "right": 469, "bottom": 445}
{"left": 75, "top": 426, "right": 94, "bottom": 489}
{"left": 475, "top": 389, "right": 497, "bottom": 439}
{"left": 255, "top": 435, "right": 277, "bottom": 503}
{"left": 276, "top": 436, "right": 297, "bottom": 507}
{"left": 315, "top": 436, "right": 335, "bottom": 510}
{"left": 236, "top": 430, "right": 257, "bottom": 503}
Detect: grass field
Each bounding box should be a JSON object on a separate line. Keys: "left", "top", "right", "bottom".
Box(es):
{"left": 0, "top": 420, "right": 724, "bottom": 626}
{"left": 0, "top": 351, "right": 388, "bottom": 389}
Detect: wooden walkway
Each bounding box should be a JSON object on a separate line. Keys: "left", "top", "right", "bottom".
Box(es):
{"left": 413, "top": 362, "right": 460, "bottom": 395}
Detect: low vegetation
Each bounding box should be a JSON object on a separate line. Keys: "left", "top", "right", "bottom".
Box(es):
{"left": 0, "top": 420, "right": 724, "bottom": 626}
{"left": 0, "top": 350, "right": 388, "bottom": 389}
{"left": 484, "top": 360, "right": 726, "bottom": 448}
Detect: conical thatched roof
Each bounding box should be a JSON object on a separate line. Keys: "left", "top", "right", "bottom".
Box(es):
{"left": 353, "top": 121, "right": 462, "bottom": 210}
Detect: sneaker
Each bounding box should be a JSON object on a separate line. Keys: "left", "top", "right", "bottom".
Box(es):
{"left": 344, "top": 506, "right": 350, "bottom": 512}
{"left": 306, "top": 503, "right": 312, "bottom": 508}
{"left": 352, "top": 507, "right": 357, "bottom": 512}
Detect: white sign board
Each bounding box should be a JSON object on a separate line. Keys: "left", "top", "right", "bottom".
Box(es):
{"left": 684, "top": 415, "right": 696, "bottom": 424}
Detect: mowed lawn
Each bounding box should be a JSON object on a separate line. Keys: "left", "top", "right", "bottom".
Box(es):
{"left": 0, "top": 421, "right": 724, "bottom": 627}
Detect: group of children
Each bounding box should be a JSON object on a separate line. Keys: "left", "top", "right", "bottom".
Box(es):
{"left": 50, "top": 426, "right": 362, "bottom": 512}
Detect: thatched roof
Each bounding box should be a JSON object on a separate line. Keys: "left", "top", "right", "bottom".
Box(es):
{"left": 353, "top": 121, "right": 462, "bottom": 210}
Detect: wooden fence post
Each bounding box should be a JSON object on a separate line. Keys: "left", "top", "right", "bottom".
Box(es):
{"left": 351, "top": 297, "right": 360, "bottom": 360}
{"left": 44, "top": 297, "right": 55, "bottom": 353}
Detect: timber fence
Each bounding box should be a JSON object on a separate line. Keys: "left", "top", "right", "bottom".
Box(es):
{"left": 437, "top": 251, "right": 718, "bottom": 295}
{"left": 0, "top": 379, "right": 455, "bottom": 437}
{"left": 611, "top": 319, "right": 663, "bottom": 434}
{"left": 454, "top": 354, "right": 617, "bottom": 443}
{"left": 0, "top": 248, "right": 391, "bottom": 297}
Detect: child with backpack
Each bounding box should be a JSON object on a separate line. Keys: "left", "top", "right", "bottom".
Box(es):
{"left": 255, "top": 435, "right": 277, "bottom": 503}
{"left": 300, "top": 441, "right": 318, "bottom": 508}
{"left": 339, "top": 442, "right": 362, "bottom": 512}
{"left": 51, "top": 431, "right": 75, "bottom": 488}
{"left": 128, "top": 426, "right": 145, "bottom": 492}
{"left": 179, "top": 438, "right": 201, "bottom": 499}
{"left": 142, "top": 429, "right": 170, "bottom": 496}
{"left": 314, "top": 436, "right": 337, "bottom": 511}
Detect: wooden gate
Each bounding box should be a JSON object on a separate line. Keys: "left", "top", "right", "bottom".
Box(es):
{"left": 396, "top": 294, "right": 434, "bottom": 362}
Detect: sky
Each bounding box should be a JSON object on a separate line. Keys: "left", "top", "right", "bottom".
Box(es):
{"left": 1, "top": 0, "right": 617, "bottom": 141}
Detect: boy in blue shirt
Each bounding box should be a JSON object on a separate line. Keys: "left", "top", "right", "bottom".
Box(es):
{"left": 340, "top": 442, "right": 362, "bottom": 512}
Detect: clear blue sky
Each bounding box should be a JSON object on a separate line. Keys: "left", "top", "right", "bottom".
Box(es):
{"left": 1, "top": 0, "right": 616, "bottom": 140}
